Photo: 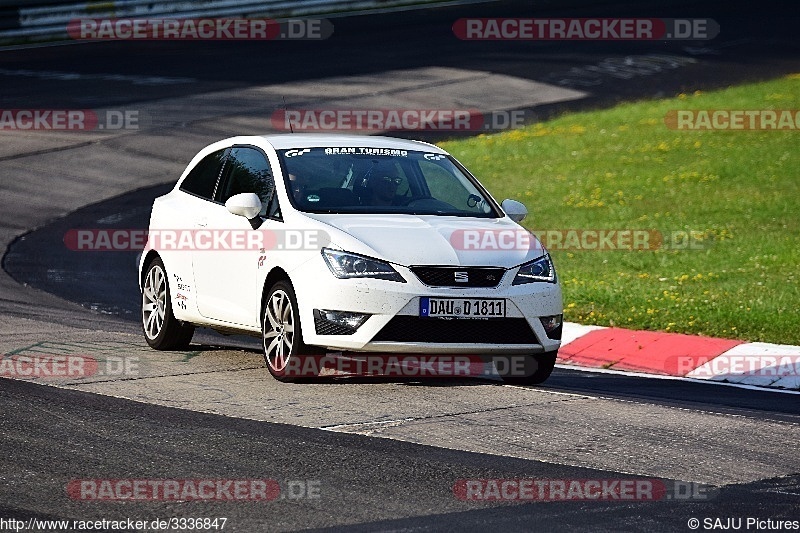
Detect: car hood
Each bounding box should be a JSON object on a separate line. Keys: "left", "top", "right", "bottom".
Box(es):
{"left": 302, "top": 213, "right": 545, "bottom": 268}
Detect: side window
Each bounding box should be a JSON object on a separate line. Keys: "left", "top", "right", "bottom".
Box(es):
{"left": 179, "top": 149, "right": 227, "bottom": 200}
{"left": 218, "top": 147, "right": 280, "bottom": 219}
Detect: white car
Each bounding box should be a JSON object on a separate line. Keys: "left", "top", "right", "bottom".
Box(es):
{"left": 139, "top": 134, "right": 563, "bottom": 384}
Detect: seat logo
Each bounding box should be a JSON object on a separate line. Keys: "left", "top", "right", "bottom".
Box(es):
{"left": 454, "top": 271, "right": 469, "bottom": 283}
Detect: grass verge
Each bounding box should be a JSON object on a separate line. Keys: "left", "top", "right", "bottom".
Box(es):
{"left": 440, "top": 74, "right": 800, "bottom": 345}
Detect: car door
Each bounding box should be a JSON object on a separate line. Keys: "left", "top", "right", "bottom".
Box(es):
{"left": 192, "top": 145, "right": 281, "bottom": 327}
{"left": 166, "top": 147, "right": 229, "bottom": 318}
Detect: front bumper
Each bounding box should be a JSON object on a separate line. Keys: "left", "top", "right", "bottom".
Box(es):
{"left": 292, "top": 260, "right": 563, "bottom": 355}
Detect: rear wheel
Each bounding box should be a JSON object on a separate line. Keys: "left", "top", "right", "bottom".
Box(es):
{"left": 141, "top": 257, "right": 194, "bottom": 350}
{"left": 262, "top": 281, "right": 318, "bottom": 382}
{"left": 493, "top": 351, "right": 557, "bottom": 385}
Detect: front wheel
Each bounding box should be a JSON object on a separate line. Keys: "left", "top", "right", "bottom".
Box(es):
{"left": 141, "top": 257, "right": 194, "bottom": 350}
{"left": 492, "top": 351, "right": 557, "bottom": 385}
{"left": 262, "top": 281, "right": 318, "bottom": 382}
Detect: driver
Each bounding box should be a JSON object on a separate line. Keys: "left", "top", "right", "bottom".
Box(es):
{"left": 363, "top": 174, "right": 402, "bottom": 206}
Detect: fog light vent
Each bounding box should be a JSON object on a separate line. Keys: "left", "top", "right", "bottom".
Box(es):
{"left": 314, "top": 309, "right": 370, "bottom": 335}
{"left": 540, "top": 314, "right": 563, "bottom": 340}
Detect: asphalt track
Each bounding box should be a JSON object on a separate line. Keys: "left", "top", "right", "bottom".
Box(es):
{"left": 7, "top": 182, "right": 800, "bottom": 420}
{"left": 1, "top": 0, "right": 799, "bottom": 531}
{"left": 2, "top": 377, "right": 800, "bottom": 532}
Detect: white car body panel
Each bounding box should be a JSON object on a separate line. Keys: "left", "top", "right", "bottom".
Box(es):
{"left": 305, "top": 213, "right": 544, "bottom": 267}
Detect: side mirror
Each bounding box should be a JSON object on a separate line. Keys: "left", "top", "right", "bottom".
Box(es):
{"left": 501, "top": 199, "right": 528, "bottom": 223}
{"left": 225, "top": 193, "right": 262, "bottom": 220}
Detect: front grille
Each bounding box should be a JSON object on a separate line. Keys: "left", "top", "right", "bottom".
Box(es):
{"left": 372, "top": 316, "right": 539, "bottom": 344}
{"left": 410, "top": 266, "right": 506, "bottom": 288}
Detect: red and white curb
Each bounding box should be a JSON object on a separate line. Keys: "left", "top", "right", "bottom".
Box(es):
{"left": 559, "top": 323, "right": 800, "bottom": 391}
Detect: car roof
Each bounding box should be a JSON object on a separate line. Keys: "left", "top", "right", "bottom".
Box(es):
{"left": 253, "top": 133, "right": 446, "bottom": 152}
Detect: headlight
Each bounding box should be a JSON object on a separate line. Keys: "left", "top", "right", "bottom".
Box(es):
{"left": 322, "top": 248, "right": 405, "bottom": 282}
{"left": 512, "top": 254, "right": 556, "bottom": 285}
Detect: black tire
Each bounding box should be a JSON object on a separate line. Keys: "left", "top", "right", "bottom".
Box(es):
{"left": 493, "top": 351, "right": 557, "bottom": 385}
{"left": 141, "top": 257, "right": 194, "bottom": 350}
{"left": 262, "top": 281, "right": 318, "bottom": 382}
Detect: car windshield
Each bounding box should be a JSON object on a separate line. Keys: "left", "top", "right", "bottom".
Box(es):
{"left": 277, "top": 147, "right": 500, "bottom": 217}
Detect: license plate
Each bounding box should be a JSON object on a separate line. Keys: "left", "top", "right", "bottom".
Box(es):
{"left": 420, "top": 297, "right": 506, "bottom": 318}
